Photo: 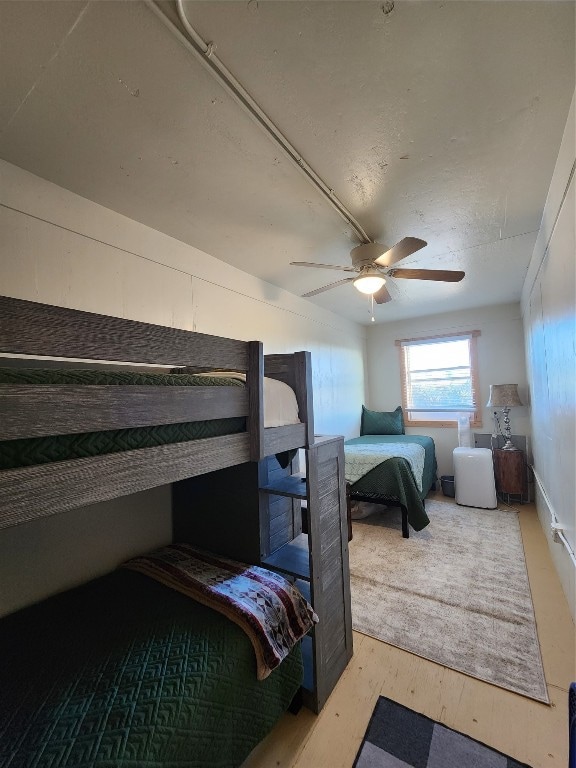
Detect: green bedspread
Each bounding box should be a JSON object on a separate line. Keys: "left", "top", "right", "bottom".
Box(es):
{"left": 0, "top": 368, "right": 245, "bottom": 387}
{"left": 0, "top": 367, "right": 245, "bottom": 471}
{"left": 0, "top": 569, "right": 303, "bottom": 768}
{"left": 345, "top": 435, "right": 437, "bottom": 532}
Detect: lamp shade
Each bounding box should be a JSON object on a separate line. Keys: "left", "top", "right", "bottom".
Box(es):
{"left": 353, "top": 272, "right": 385, "bottom": 295}
{"left": 486, "top": 384, "right": 523, "bottom": 408}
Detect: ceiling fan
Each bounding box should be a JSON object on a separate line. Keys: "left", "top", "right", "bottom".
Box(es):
{"left": 291, "top": 237, "right": 464, "bottom": 304}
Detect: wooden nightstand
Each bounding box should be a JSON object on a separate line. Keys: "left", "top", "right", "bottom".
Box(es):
{"left": 493, "top": 448, "right": 527, "bottom": 501}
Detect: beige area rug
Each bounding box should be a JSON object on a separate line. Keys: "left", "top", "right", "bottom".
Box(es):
{"left": 349, "top": 499, "right": 549, "bottom": 703}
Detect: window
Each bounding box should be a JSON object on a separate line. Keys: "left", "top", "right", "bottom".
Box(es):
{"left": 396, "top": 331, "right": 481, "bottom": 427}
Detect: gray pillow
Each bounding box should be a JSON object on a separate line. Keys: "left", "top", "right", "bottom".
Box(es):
{"left": 361, "top": 405, "right": 405, "bottom": 435}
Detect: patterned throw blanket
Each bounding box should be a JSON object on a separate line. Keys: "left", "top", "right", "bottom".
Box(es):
{"left": 344, "top": 442, "right": 426, "bottom": 492}
{"left": 123, "top": 543, "right": 318, "bottom": 680}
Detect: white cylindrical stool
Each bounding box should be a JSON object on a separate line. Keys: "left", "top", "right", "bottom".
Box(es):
{"left": 453, "top": 447, "right": 497, "bottom": 509}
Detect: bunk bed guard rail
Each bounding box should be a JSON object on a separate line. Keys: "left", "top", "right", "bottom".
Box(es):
{"left": 0, "top": 295, "right": 312, "bottom": 529}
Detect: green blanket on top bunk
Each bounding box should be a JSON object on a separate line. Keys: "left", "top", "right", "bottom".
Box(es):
{"left": 0, "top": 569, "right": 303, "bottom": 768}
{"left": 0, "top": 368, "right": 245, "bottom": 387}
{"left": 0, "top": 367, "right": 245, "bottom": 470}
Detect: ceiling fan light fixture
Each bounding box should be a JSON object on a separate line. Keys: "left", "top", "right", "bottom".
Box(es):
{"left": 353, "top": 272, "right": 386, "bottom": 295}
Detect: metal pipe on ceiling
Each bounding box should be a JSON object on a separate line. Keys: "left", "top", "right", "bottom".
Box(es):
{"left": 143, "top": 0, "right": 371, "bottom": 245}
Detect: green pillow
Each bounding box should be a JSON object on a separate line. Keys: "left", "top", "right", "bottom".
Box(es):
{"left": 361, "top": 405, "right": 405, "bottom": 436}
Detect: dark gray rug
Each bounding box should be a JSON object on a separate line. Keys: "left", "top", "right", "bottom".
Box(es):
{"left": 353, "top": 696, "right": 532, "bottom": 768}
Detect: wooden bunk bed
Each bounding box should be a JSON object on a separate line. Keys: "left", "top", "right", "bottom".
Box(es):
{"left": 0, "top": 294, "right": 320, "bottom": 767}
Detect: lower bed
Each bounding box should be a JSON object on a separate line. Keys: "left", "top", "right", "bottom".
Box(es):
{"left": 345, "top": 435, "right": 437, "bottom": 535}
{"left": 0, "top": 568, "right": 303, "bottom": 768}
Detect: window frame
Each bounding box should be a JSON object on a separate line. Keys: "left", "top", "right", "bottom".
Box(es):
{"left": 396, "top": 330, "right": 482, "bottom": 428}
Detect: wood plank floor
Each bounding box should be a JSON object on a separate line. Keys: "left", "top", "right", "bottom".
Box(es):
{"left": 242, "top": 493, "right": 575, "bottom": 768}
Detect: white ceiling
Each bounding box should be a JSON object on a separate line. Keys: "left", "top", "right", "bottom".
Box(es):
{"left": 1, "top": 1, "right": 574, "bottom": 325}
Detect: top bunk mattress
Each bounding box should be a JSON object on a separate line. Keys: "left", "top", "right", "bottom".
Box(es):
{"left": 0, "top": 367, "right": 300, "bottom": 470}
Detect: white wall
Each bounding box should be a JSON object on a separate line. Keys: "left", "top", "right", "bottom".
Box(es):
{"left": 365, "top": 303, "right": 530, "bottom": 479}
{"left": 0, "top": 487, "right": 172, "bottom": 618}
{"left": 522, "top": 93, "right": 575, "bottom": 619}
{"left": 0, "top": 159, "right": 367, "bottom": 616}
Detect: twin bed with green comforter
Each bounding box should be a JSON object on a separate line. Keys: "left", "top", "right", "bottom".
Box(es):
{"left": 346, "top": 434, "right": 437, "bottom": 537}
{"left": 0, "top": 367, "right": 247, "bottom": 470}
{"left": 0, "top": 569, "right": 303, "bottom": 768}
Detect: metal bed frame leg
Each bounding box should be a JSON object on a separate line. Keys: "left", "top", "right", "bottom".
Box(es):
{"left": 401, "top": 507, "right": 409, "bottom": 538}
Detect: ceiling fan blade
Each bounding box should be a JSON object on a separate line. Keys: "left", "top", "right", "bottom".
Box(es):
{"left": 291, "top": 261, "right": 357, "bottom": 272}
{"left": 390, "top": 268, "right": 465, "bottom": 282}
{"left": 302, "top": 278, "right": 355, "bottom": 297}
{"left": 373, "top": 284, "right": 392, "bottom": 304}
{"left": 374, "top": 237, "right": 427, "bottom": 267}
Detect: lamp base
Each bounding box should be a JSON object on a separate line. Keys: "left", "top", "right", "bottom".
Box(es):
{"left": 501, "top": 439, "right": 518, "bottom": 451}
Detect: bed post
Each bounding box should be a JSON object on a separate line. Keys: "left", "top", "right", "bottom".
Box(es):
{"left": 247, "top": 341, "right": 264, "bottom": 461}
{"left": 262, "top": 351, "right": 314, "bottom": 453}
{"left": 293, "top": 351, "right": 314, "bottom": 448}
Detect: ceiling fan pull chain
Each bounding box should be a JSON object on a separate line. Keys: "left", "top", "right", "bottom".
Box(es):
{"left": 370, "top": 295, "right": 375, "bottom": 322}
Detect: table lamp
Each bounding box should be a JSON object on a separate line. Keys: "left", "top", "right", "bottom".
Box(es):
{"left": 486, "top": 384, "right": 523, "bottom": 450}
